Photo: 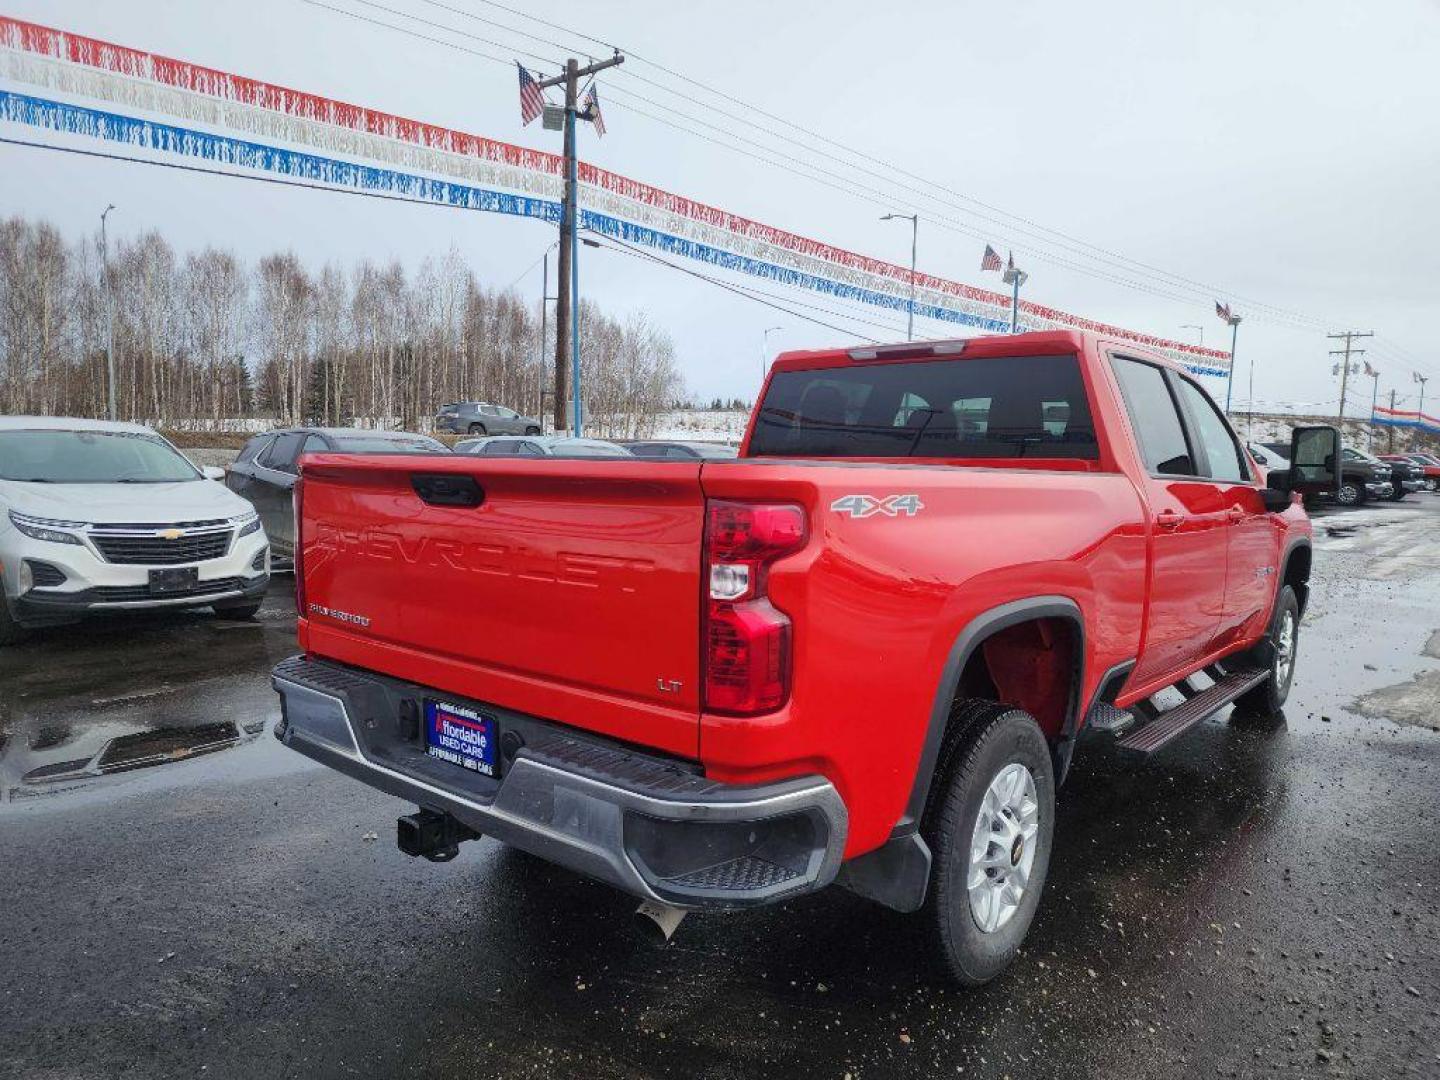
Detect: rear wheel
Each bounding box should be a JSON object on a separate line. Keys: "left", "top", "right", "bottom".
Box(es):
{"left": 1426, "top": 478, "right": 1439, "bottom": 493}
{"left": 1233, "top": 585, "right": 1300, "bottom": 716}
{"left": 525, "top": 426, "right": 541, "bottom": 436}
{"left": 468, "top": 423, "right": 487, "bottom": 435}
{"left": 923, "top": 701, "right": 1055, "bottom": 986}
{"left": 1335, "top": 479, "right": 1361, "bottom": 506}
{"left": 0, "top": 596, "right": 30, "bottom": 646}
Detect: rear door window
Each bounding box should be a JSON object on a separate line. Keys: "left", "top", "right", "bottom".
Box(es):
{"left": 234, "top": 434, "right": 272, "bottom": 466}
{"left": 1111, "top": 358, "right": 1195, "bottom": 476}
{"left": 749, "top": 353, "right": 1098, "bottom": 459}
{"left": 260, "top": 432, "right": 305, "bottom": 474}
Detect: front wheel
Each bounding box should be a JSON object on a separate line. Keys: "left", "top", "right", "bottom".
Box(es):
{"left": 1233, "top": 585, "right": 1300, "bottom": 716}
{"left": 1426, "top": 478, "right": 1439, "bottom": 493}
{"left": 923, "top": 701, "right": 1055, "bottom": 986}
{"left": 524, "top": 426, "right": 541, "bottom": 436}
{"left": 1335, "top": 480, "right": 1361, "bottom": 506}
{"left": 467, "top": 423, "right": 487, "bottom": 435}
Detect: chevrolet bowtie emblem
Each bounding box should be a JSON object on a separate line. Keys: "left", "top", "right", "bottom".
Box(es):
{"left": 159, "top": 529, "right": 184, "bottom": 540}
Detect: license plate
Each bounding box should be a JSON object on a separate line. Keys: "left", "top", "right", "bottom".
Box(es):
{"left": 148, "top": 567, "right": 198, "bottom": 595}
{"left": 424, "top": 700, "right": 497, "bottom": 777}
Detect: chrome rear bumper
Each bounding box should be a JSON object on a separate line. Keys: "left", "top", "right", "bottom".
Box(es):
{"left": 272, "top": 655, "right": 847, "bottom": 908}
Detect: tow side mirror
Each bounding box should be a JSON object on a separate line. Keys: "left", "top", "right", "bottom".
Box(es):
{"left": 1284, "top": 425, "right": 1341, "bottom": 497}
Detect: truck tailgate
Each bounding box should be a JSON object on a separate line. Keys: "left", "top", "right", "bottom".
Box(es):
{"left": 297, "top": 455, "right": 705, "bottom": 758}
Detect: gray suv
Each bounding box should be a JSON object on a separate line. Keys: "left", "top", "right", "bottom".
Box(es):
{"left": 434, "top": 402, "right": 542, "bottom": 436}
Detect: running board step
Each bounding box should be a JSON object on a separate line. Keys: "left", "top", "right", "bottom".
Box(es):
{"left": 1115, "top": 668, "right": 1270, "bottom": 756}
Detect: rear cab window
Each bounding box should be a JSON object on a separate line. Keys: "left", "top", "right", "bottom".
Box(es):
{"left": 748, "top": 353, "right": 1099, "bottom": 461}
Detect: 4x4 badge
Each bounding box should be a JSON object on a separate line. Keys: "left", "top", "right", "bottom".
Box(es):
{"left": 830, "top": 494, "right": 924, "bottom": 519}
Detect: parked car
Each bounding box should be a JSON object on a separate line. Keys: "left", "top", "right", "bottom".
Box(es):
{"left": 434, "top": 402, "right": 542, "bottom": 436}
{"left": 272, "top": 329, "right": 1339, "bottom": 985}
{"left": 1262, "top": 441, "right": 1388, "bottom": 506}
{"left": 0, "top": 417, "right": 271, "bottom": 645}
{"left": 1372, "top": 453, "right": 1425, "bottom": 499}
{"left": 225, "top": 427, "right": 447, "bottom": 557}
{"left": 453, "top": 435, "right": 634, "bottom": 458}
{"left": 621, "top": 440, "right": 739, "bottom": 460}
{"left": 1389, "top": 452, "right": 1440, "bottom": 492}
{"left": 1339, "top": 446, "right": 1401, "bottom": 502}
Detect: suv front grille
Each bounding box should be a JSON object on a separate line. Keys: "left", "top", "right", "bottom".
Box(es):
{"left": 91, "top": 527, "right": 233, "bottom": 565}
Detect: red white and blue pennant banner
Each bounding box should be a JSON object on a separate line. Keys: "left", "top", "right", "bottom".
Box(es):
{"left": 1371, "top": 405, "right": 1440, "bottom": 435}
{"left": 0, "top": 14, "right": 1232, "bottom": 374}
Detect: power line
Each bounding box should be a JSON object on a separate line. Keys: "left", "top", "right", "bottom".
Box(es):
{"left": 455, "top": 0, "right": 1352, "bottom": 332}
{"left": 304, "top": 0, "right": 1315, "bottom": 336}
{"left": 583, "top": 230, "right": 884, "bottom": 342}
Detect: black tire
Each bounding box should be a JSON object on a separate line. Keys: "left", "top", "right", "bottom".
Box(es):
{"left": 922, "top": 700, "right": 1055, "bottom": 986}
{"left": 1426, "top": 478, "right": 1438, "bottom": 493}
{"left": 1389, "top": 487, "right": 1407, "bottom": 502}
{"left": 1232, "top": 585, "right": 1300, "bottom": 717}
{"left": 1335, "top": 479, "right": 1361, "bottom": 507}
{"left": 524, "top": 426, "right": 541, "bottom": 436}
{"left": 468, "top": 423, "right": 487, "bottom": 435}
{"left": 0, "top": 596, "right": 30, "bottom": 646}
{"left": 213, "top": 600, "right": 263, "bottom": 620}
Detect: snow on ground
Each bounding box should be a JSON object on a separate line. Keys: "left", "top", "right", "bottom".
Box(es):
{"left": 648, "top": 409, "right": 749, "bottom": 444}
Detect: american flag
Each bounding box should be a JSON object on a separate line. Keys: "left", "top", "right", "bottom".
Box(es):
{"left": 980, "top": 244, "right": 1003, "bottom": 272}
{"left": 582, "top": 81, "right": 606, "bottom": 137}
{"left": 1215, "top": 300, "right": 1234, "bottom": 323}
{"left": 517, "top": 63, "right": 544, "bottom": 126}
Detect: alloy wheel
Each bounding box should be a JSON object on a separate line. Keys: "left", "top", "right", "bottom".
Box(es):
{"left": 967, "top": 763, "right": 1040, "bottom": 934}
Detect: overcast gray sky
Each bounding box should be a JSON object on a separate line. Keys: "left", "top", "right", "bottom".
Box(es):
{"left": 2, "top": 0, "right": 1437, "bottom": 409}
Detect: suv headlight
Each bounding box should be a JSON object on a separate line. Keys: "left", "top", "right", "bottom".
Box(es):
{"left": 9, "top": 511, "right": 86, "bottom": 545}
{"left": 230, "top": 510, "right": 262, "bottom": 538}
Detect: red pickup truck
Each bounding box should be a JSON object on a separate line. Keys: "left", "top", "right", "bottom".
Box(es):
{"left": 272, "top": 330, "right": 1338, "bottom": 984}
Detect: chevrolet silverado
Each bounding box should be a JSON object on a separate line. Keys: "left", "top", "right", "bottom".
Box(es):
{"left": 271, "top": 329, "right": 1338, "bottom": 984}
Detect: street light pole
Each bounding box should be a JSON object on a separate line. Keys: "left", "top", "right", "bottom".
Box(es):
{"left": 1223, "top": 316, "right": 1242, "bottom": 413}
{"left": 760, "top": 325, "right": 782, "bottom": 385}
{"left": 100, "top": 204, "right": 117, "bottom": 421}
{"left": 880, "top": 213, "right": 918, "bottom": 341}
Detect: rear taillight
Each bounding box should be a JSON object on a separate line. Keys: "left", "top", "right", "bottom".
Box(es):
{"left": 703, "top": 500, "right": 806, "bottom": 714}
{"left": 292, "top": 478, "right": 305, "bottom": 615}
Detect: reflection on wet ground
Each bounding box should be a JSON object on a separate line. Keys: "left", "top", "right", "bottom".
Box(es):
{"left": 1, "top": 507, "right": 1438, "bottom": 1079}
{"left": 0, "top": 578, "right": 295, "bottom": 801}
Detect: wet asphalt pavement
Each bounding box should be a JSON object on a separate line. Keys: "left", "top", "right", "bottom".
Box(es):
{"left": 2, "top": 502, "right": 1438, "bottom": 1080}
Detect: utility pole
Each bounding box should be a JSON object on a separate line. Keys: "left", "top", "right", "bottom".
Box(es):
{"left": 880, "top": 213, "right": 919, "bottom": 340}
{"left": 1388, "top": 389, "right": 1397, "bottom": 454}
{"left": 1221, "top": 314, "right": 1242, "bottom": 413}
{"left": 100, "top": 204, "right": 117, "bottom": 420}
{"left": 538, "top": 51, "right": 624, "bottom": 437}
{"left": 1328, "top": 330, "right": 1373, "bottom": 427}
{"left": 537, "top": 243, "right": 557, "bottom": 432}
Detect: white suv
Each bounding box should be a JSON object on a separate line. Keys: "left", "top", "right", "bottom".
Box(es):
{"left": 0, "top": 417, "right": 271, "bottom": 645}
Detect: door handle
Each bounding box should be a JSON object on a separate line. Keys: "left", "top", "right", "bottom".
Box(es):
{"left": 1227, "top": 505, "right": 1246, "bottom": 523}
{"left": 1155, "top": 510, "right": 1185, "bottom": 530}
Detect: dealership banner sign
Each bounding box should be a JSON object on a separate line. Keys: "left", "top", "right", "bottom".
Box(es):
{"left": 0, "top": 14, "right": 1232, "bottom": 375}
